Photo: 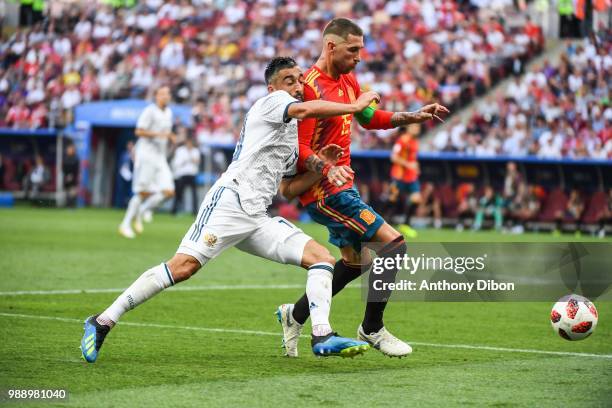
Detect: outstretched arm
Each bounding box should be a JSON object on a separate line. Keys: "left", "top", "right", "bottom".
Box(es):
{"left": 287, "top": 91, "right": 380, "bottom": 120}
{"left": 356, "top": 103, "right": 450, "bottom": 130}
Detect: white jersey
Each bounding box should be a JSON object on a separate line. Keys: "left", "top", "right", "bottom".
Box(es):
{"left": 217, "top": 90, "right": 299, "bottom": 215}
{"left": 134, "top": 103, "right": 173, "bottom": 159}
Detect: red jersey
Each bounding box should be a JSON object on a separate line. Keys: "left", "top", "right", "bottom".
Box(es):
{"left": 297, "top": 65, "right": 362, "bottom": 206}
{"left": 390, "top": 135, "right": 419, "bottom": 183}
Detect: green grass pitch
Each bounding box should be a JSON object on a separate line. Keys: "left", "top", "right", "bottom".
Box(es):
{"left": 0, "top": 208, "right": 610, "bottom": 407}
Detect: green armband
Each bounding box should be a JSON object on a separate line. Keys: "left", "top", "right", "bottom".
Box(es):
{"left": 355, "top": 105, "right": 376, "bottom": 126}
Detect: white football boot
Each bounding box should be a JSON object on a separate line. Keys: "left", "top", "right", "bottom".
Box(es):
{"left": 275, "top": 304, "right": 303, "bottom": 357}
{"left": 357, "top": 325, "right": 412, "bottom": 358}
{"left": 118, "top": 224, "right": 136, "bottom": 239}
{"left": 133, "top": 215, "right": 144, "bottom": 234}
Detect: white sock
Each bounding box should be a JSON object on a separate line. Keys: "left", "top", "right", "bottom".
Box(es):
{"left": 121, "top": 195, "right": 142, "bottom": 227}
{"left": 98, "top": 263, "right": 174, "bottom": 325}
{"left": 139, "top": 192, "right": 166, "bottom": 217}
{"left": 306, "top": 262, "right": 333, "bottom": 336}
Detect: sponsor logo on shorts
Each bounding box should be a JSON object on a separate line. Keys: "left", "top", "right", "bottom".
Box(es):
{"left": 203, "top": 232, "right": 218, "bottom": 248}
{"left": 359, "top": 209, "right": 376, "bottom": 225}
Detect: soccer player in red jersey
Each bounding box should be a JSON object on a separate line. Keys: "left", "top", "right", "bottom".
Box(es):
{"left": 277, "top": 18, "right": 448, "bottom": 358}
{"left": 390, "top": 125, "right": 422, "bottom": 238}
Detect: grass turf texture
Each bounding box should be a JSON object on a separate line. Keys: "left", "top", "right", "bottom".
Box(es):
{"left": 0, "top": 208, "right": 610, "bottom": 407}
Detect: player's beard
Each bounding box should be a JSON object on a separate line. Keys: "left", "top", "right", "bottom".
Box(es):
{"left": 293, "top": 91, "right": 304, "bottom": 101}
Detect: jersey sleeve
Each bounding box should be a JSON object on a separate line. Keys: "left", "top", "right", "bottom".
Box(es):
{"left": 136, "top": 106, "right": 153, "bottom": 130}
{"left": 260, "top": 90, "right": 299, "bottom": 124}
{"left": 297, "top": 84, "right": 318, "bottom": 172}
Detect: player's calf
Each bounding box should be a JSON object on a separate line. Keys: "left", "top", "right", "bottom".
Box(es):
{"left": 359, "top": 232, "right": 412, "bottom": 357}
{"left": 80, "top": 256, "right": 200, "bottom": 362}
{"left": 166, "top": 253, "right": 201, "bottom": 283}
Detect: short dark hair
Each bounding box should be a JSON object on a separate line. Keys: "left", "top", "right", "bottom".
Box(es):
{"left": 264, "top": 57, "right": 298, "bottom": 85}
{"left": 323, "top": 18, "right": 363, "bottom": 40}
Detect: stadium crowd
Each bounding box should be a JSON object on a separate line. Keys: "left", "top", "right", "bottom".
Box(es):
{"left": 1, "top": 0, "right": 543, "bottom": 149}
{"left": 427, "top": 34, "right": 612, "bottom": 159}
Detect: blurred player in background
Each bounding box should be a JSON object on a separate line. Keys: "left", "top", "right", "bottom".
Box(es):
{"left": 62, "top": 144, "right": 80, "bottom": 208}
{"left": 119, "top": 86, "right": 176, "bottom": 239}
{"left": 81, "top": 57, "right": 381, "bottom": 362}
{"left": 389, "top": 124, "right": 422, "bottom": 239}
{"left": 171, "top": 136, "right": 200, "bottom": 216}
{"left": 277, "top": 18, "right": 448, "bottom": 358}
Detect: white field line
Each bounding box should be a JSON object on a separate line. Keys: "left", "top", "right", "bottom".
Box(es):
{"left": 1, "top": 312, "right": 611, "bottom": 360}
{"left": 0, "top": 284, "right": 347, "bottom": 296}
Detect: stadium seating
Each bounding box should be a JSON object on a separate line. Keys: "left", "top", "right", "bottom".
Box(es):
{"left": 581, "top": 191, "right": 608, "bottom": 225}
{"left": 1, "top": 0, "right": 542, "bottom": 146}
{"left": 430, "top": 35, "right": 611, "bottom": 159}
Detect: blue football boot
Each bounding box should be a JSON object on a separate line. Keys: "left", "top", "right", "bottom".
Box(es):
{"left": 80, "top": 315, "right": 110, "bottom": 363}
{"left": 311, "top": 332, "right": 370, "bottom": 358}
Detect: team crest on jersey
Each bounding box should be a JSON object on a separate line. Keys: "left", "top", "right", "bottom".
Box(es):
{"left": 359, "top": 209, "right": 376, "bottom": 225}
{"left": 203, "top": 232, "right": 218, "bottom": 248}
{"left": 338, "top": 89, "right": 344, "bottom": 97}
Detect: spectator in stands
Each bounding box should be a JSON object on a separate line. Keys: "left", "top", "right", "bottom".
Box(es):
{"left": 503, "top": 161, "right": 525, "bottom": 212}
{"left": 5, "top": 99, "right": 30, "bottom": 128}
{"left": 597, "top": 189, "right": 611, "bottom": 239}
{"left": 415, "top": 182, "right": 442, "bottom": 229}
{"left": 63, "top": 144, "right": 79, "bottom": 207}
{"left": 24, "top": 154, "right": 48, "bottom": 203}
{"left": 507, "top": 184, "right": 542, "bottom": 234}
{"left": 171, "top": 137, "right": 200, "bottom": 216}
{"left": 30, "top": 102, "right": 47, "bottom": 129}
{"left": 472, "top": 185, "right": 503, "bottom": 231}
{"left": 556, "top": 188, "right": 585, "bottom": 235}
{"left": 455, "top": 182, "right": 477, "bottom": 231}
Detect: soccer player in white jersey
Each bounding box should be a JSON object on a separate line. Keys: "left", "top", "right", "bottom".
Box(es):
{"left": 119, "top": 86, "right": 176, "bottom": 239}
{"left": 81, "top": 57, "right": 381, "bottom": 362}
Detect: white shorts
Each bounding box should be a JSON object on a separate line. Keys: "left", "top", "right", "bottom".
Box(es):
{"left": 177, "top": 186, "right": 312, "bottom": 266}
{"left": 132, "top": 155, "right": 174, "bottom": 193}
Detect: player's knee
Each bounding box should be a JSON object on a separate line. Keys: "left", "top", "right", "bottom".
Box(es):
{"left": 376, "top": 235, "right": 407, "bottom": 258}
{"left": 301, "top": 240, "right": 335, "bottom": 268}
{"left": 317, "top": 251, "right": 336, "bottom": 266}
{"left": 164, "top": 190, "right": 175, "bottom": 198}
{"left": 166, "top": 254, "right": 201, "bottom": 283}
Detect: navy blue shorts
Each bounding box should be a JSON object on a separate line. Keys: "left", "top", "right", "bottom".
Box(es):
{"left": 392, "top": 179, "right": 421, "bottom": 195}
{"left": 306, "top": 188, "right": 384, "bottom": 252}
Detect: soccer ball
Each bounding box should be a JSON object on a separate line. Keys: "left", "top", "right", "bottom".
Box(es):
{"left": 550, "top": 294, "right": 598, "bottom": 341}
